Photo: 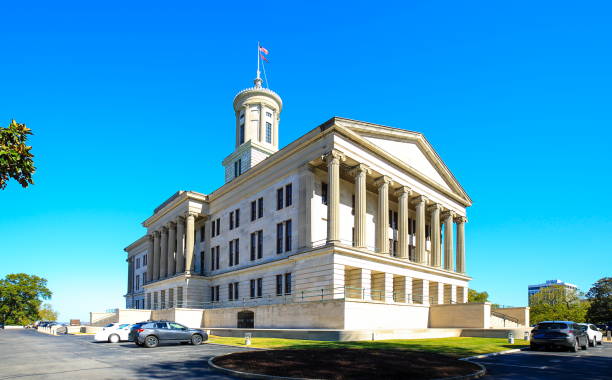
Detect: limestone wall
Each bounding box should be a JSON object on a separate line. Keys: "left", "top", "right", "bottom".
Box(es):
{"left": 90, "top": 312, "right": 118, "bottom": 326}
{"left": 495, "top": 307, "right": 530, "bottom": 326}
{"left": 429, "top": 303, "right": 491, "bottom": 328}
{"left": 343, "top": 301, "right": 430, "bottom": 329}
{"left": 117, "top": 309, "right": 151, "bottom": 324}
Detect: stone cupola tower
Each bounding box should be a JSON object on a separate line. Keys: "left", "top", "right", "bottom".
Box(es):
{"left": 222, "top": 76, "right": 283, "bottom": 183}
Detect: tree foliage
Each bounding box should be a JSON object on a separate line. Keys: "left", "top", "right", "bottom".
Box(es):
{"left": 530, "top": 285, "right": 589, "bottom": 324}
{"left": 0, "top": 273, "right": 52, "bottom": 325}
{"left": 468, "top": 289, "right": 489, "bottom": 303}
{"left": 38, "top": 303, "right": 59, "bottom": 321}
{"left": 586, "top": 277, "right": 612, "bottom": 324}
{"left": 0, "top": 120, "right": 35, "bottom": 189}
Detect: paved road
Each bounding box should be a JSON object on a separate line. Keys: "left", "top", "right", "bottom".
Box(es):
{"left": 477, "top": 343, "right": 612, "bottom": 380}
{"left": 0, "top": 329, "right": 253, "bottom": 379}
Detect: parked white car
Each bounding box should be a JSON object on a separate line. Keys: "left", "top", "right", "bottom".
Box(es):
{"left": 94, "top": 323, "right": 132, "bottom": 343}
{"left": 578, "top": 323, "right": 603, "bottom": 346}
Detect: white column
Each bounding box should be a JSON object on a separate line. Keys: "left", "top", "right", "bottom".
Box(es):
{"left": 395, "top": 186, "right": 411, "bottom": 258}
{"left": 153, "top": 230, "right": 161, "bottom": 280}
{"left": 175, "top": 216, "right": 185, "bottom": 274}
{"left": 160, "top": 227, "right": 168, "bottom": 278}
{"left": 325, "top": 150, "right": 345, "bottom": 244}
{"left": 258, "top": 102, "right": 264, "bottom": 142}
{"left": 413, "top": 195, "right": 427, "bottom": 263}
{"left": 167, "top": 222, "right": 176, "bottom": 277}
{"left": 429, "top": 204, "right": 441, "bottom": 267}
{"left": 443, "top": 211, "right": 454, "bottom": 271}
{"left": 351, "top": 164, "right": 370, "bottom": 248}
{"left": 146, "top": 234, "right": 154, "bottom": 283}
{"left": 185, "top": 213, "right": 196, "bottom": 273}
{"left": 375, "top": 176, "right": 392, "bottom": 254}
{"left": 456, "top": 216, "right": 467, "bottom": 273}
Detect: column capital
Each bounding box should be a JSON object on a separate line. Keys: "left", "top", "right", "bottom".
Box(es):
{"left": 323, "top": 150, "right": 346, "bottom": 164}
{"left": 166, "top": 221, "right": 176, "bottom": 228}
{"left": 160, "top": 226, "right": 168, "bottom": 235}
{"left": 349, "top": 163, "right": 371, "bottom": 177}
{"left": 394, "top": 186, "right": 412, "bottom": 197}
{"left": 175, "top": 215, "right": 185, "bottom": 223}
{"left": 147, "top": 234, "right": 154, "bottom": 242}
{"left": 441, "top": 211, "right": 456, "bottom": 219}
{"left": 185, "top": 211, "right": 198, "bottom": 219}
{"left": 410, "top": 194, "right": 427, "bottom": 205}
{"left": 427, "top": 203, "right": 442, "bottom": 212}
{"left": 454, "top": 216, "right": 468, "bottom": 223}
{"left": 374, "top": 175, "right": 393, "bottom": 188}
{"left": 153, "top": 230, "right": 161, "bottom": 238}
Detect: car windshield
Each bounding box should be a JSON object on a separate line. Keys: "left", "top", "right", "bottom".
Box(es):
{"left": 537, "top": 323, "right": 568, "bottom": 330}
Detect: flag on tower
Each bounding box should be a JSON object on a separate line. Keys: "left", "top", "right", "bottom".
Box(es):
{"left": 259, "top": 46, "right": 269, "bottom": 55}
{"left": 260, "top": 54, "right": 268, "bottom": 62}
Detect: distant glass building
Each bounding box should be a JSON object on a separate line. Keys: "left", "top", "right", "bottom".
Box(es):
{"left": 528, "top": 279, "right": 578, "bottom": 304}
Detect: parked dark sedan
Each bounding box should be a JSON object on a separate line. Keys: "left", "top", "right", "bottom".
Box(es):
{"left": 530, "top": 321, "right": 589, "bottom": 352}
{"left": 129, "top": 320, "right": 208, "bottom": 348}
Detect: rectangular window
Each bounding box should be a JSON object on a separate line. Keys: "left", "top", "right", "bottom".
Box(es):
{"left": 200, "top": 225, "right": 205, "bottom": 242}
{"left": 257, "top": 230, "right": 263, "bottom": 259}
{"left": 285, "top": 220, "right": 292, "bottom": 251}
{"left": 234, "top": 282, "right": 239, "bottom": 300}
{"left": 426, "top": 225, "right": 431, "bottom": 240}
{"left": 136, "top": 258, "right": 140, "bottom": 269}
{"left": 229, "top": 212, "right": 234, "bottom": 230}
{"left": 322, "top": 182, "right": 328, "bottom": 205}
{"left": 266, "top": 122, "right": 272, "bottom": 143}
{"left": 229, "top": 283, "right": 234, "bottom": 300}
{"left": 258, "top": 197, "right": 263, "bottom": 218}
{"left": 235, "top": 209, "right": 240, "bottom": 228}
{"left": 285, "top": 273, "right": 292, "bottom": 294}
{"left": 285, "top": 183, "right": 292, "bottom": 207}
{"left": 211, "top": 248, "right": 216, "bottom": 270}
{"left": 200, "top": 251, "right": 205, "bottom": 273}
{"left": 216, "top": 247, "right": 220, "bottom": 270}
{"left": 143, "top": 255, "right": 147, "bottom": 265}
{"left": 276, "top": 274, "right": 283, "bottom": 296}
{"left": 277, "top": 188, "right": 284, "bottom": 210}
{"left": 250, "top": 279, "right": 256, "bottom": 298}
{"left": 229, "top": 240, "right": 234, "bottom": 266}
{"left": 351, "top": 195, "right": 355, "bottom": 215}
{"left": 211, "top": 220, "right": 216, "bottom": 237}
{"left": 276, "top": 223, "right": 283, "bottom": 254}
{"left": 216, "top": 218, "right": 220, "bottom": 236}
{"left": 251, "top": 201, "right": 256, "bottom": 221}
{"left": 266, "top": 112, "right": 272, "bottom": 118}
{"left": 239, "top": 124, "right": 245, "bottom": 145}
{"left": 250, "top": 232, "right": 256, "bottom": 261}
{"left": 135, "top": 275, "right": 140, "bottom": 291}
{"left": 234, "top": 238, "right": 240, "bottom": 265}
{"left": 143, "top": 271, "right": 147, "bottom": 283}
{"left": 257, "top": 278, "right": 263, "bottom": 297}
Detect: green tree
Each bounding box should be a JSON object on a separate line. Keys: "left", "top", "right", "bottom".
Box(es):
{"left": 468, "top": 289, "right": 489, "bottom": 303}
{"left": 586, "top": 277, "right": 612, "bottom": 324}
{"left": 38, "top": 303, "right": 59, "bottom": 321}
{"left": 0, "top": 273, "right": 52, "bottom": 325}
{"left": 0, "top": 120, "right": 35, "bottom": 189}
{"left": 530, "top": 285, "right": 589, "bottom": 324}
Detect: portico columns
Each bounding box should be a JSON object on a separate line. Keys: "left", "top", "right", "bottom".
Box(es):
{"left": 167, "top": 222, "right": 176, "bottom": 277}
{"left": 153, "top": 231, "right": 161, "bottom": 280}
{"left": 146, "top": 235, "right": 154, "bottom": 283}
{"left": 413, "top": 195, "right": 427, "bottom": 263}
{"left": 375, "top": 176, "right": 392, "bottom": 254}
{"left": 456, "top": 216, "right": 467, "bottom": 273}
{"left": 185, "top": 212, "right": 196, "bottom": 273}
{"left": 258, "top": 102, "right": 265, "bottom": 142}
{"left": 175, "top": 216, "right": 185, "bottom": 274}
{"left": 429, "top": 204, "right": 441, "bottom": 267}
{"left": 351, "top": 164, "right": 370, "bottom": 248}
{"left": 325, "top": 150, "right": 345, "bottom": 244}
{"left": 395, "top": 186, "right": 411, "bottom": 259}
{"left": 160, "top": 227, "right": 168, "bottom": 278}
{"left": 442, "top": 211, "right": 454, "bottom": 271}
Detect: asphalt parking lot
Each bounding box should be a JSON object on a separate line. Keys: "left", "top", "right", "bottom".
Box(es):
{"left": 478, "top": 342, "right": 612, "bottom": 380}
{"left": 0, "top": 329, "right": 252, "bottom": 379}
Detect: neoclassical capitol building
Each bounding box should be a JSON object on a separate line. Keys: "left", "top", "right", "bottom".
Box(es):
{"left": 122, "top": 75, "right": 482, "bottom": 331}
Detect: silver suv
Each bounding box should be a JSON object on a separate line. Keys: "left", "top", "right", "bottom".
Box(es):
{"left": 129, "top": 320, "right": 208, "bottom": 348}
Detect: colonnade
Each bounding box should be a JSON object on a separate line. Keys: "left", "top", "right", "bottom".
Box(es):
{"left": 324, "top": 150, "right": 467, "bottom": 273}
{"left": 146, "top": 212, "right": 197, "bottom": 283}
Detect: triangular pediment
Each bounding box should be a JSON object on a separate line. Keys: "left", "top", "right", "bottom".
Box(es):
{"left": 333, "top": 118, "right": 471, "bottom": 205}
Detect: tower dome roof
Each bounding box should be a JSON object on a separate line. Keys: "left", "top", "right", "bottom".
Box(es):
{"left": 233, "top": 78, "right": 283, "bottom": 112}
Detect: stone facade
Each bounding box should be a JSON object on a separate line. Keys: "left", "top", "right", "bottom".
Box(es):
{"left": 123, "top": 76, "right": 478, "bottom": 330}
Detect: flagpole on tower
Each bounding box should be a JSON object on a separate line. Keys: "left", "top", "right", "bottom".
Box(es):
{"left": 256, "top": 41, "right": 261, "bottom": 81}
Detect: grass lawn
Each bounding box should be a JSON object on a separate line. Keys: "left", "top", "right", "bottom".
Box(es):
{"left": 208, "top": 336, "right": 529, "bottom": 357}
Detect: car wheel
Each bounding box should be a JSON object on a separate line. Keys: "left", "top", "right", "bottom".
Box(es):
{"left": 191, "top": 334, "right": 203, "bottom": 345}
{"left": 144, "top": 335, "right": 159, "bottom": 348}
{"left": 570, "top": 339, "right": 579, "bottom": 352}
{"left": 589, "top": 338, "right": 595, "bottom": 347}
{"left": 597, "top": 339, "right": 603, "bottom": 345}
{"left": 580, "top": 338, "right": 588, "bottom": 350}
{"left": 108, "top": 334, "right": 120, "bottom": 344}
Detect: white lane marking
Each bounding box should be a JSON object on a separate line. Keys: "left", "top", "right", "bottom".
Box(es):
{"left": 476, "top": 362, "right": 549, "bottom": 370}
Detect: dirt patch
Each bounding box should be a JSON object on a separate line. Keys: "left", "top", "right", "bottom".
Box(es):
{"left": 213, "top": 348, "right": 482, "bottom": 379}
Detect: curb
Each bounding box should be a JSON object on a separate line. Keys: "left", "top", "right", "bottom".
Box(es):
{"left": 208, "top": 353, "right": 486, "bottom": 380}
{"left": 461, "top": 348, "right": 525, "bottom": 361}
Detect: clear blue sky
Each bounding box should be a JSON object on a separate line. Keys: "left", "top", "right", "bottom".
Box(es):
{"left": 1, "top": 1, "right": 610, "bottom": 320}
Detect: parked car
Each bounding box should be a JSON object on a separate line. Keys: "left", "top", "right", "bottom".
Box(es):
{"left": 577, "top": 323, "right": 603, "bottom": 346}
{"left": 94, "top": 323, "right": 132, "bottom": 343}
{"left": 129, "top": 320, "right": 208, "bottom": 348}
{"left": 530, "top": 321, "right": 589, "bottom": 352}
